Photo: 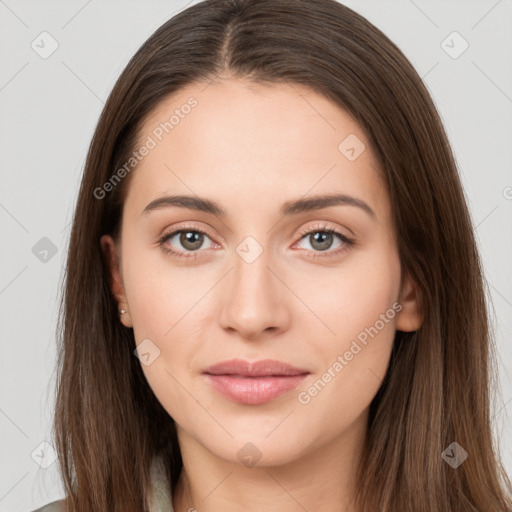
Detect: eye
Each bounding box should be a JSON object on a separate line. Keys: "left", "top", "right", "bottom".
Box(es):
{"left": 158, "top": 222, "right": 355, "bottom": 260}
{"left": 158, "top": 224, "right": 217, "bottom": 259}
{"left": 293, "top": 222, "right": 354, "bottom": 258}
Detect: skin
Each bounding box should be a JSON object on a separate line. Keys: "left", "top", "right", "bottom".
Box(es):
{"left": 101, "top": 76, "right": 423, "bottom": 512}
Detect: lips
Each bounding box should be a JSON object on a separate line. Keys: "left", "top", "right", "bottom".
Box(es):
{"left": 203, "top": 358, "right": 310, "bottom": 405}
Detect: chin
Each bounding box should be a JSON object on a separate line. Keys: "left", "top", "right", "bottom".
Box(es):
{"left": 197, "top": 428, "right": 312, "bottom": 469}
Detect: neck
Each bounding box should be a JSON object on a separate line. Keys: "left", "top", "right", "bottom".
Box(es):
{"left": 172, "top": 410, "right": 367, "bottom": 512}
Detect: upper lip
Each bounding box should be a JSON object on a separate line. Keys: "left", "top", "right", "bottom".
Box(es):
{"left": 203, "top": 358, "right": 310, "bottom": 377}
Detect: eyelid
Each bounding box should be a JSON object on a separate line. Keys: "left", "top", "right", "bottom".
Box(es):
{"left": 158, "top": 221, "right": 355, "bottom": 259}
{"left": 296, "top": 221, "right": 349, "bottom": 239}
{"left": 159, "top": 222, "right": 217, "bottom": 243}
{"left": 292, "top": 221, "right": 355, "bottom": 256}
{"left": 157, "top": 222, "right": 219, "bottom": 258}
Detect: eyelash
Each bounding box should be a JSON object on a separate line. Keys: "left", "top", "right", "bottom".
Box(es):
{"left": 296, "top": 224, "right": 355, "bottom": 259}
{"left": 158, "top": 222, "right": 355, "bottom": 260}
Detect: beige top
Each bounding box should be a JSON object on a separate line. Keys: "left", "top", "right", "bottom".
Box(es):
{"left": 31, "top": 455, "right": 174, "bottom": 512}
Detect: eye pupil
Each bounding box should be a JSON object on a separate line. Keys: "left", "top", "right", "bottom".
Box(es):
{"left": 310, "top": 231, "right": 333, "bottom": 251}
{"left": 180, "top": 231, "right": 203, "bottom": 250}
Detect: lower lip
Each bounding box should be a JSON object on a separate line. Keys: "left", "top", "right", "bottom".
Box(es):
{"left": 204, "top": 373, "right": 309, "bottom": 405}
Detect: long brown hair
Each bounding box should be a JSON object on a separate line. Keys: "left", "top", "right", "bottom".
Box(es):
{"left": 53, "top": 0, "right": 512, "bottom": 510}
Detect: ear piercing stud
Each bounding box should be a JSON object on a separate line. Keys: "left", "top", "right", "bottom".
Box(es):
{"left": 119, "top": 309, "right": 127, "bottom": 315}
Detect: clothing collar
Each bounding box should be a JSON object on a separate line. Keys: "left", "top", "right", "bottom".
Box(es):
{"left": 149, "top": 454, "right": 174, "bottom": 511}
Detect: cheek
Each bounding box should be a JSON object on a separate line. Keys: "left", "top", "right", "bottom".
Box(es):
{"left": 295, "top": 306, "right": 398, "bottom": 447}
{"left": 295, "top": 248, "right": 400, "bottom": 418}
{"left": 305, "top": 242, "right": 401, "bottom": 347}
{"left": 123, "top": 248, "right": 206, "bottom": 343}
{"left": 122, "top": 250, "right": 211, "bottom": 413}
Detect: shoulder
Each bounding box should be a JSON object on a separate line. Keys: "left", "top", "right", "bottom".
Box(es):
{"left": 30, "top": 499, "right": 66, "bottom": 512}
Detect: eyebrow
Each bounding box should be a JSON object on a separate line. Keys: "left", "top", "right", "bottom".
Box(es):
{"left": 142, "top": 193, "right": 376, "bottom": 219}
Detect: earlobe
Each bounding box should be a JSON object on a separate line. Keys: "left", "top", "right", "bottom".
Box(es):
{"left": 395, "top": 272, "right": 423, "bottom": 332}
{"left": 100, "top": 234, "right": 133, "bottom": 328}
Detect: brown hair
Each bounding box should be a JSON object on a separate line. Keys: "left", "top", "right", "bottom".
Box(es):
{"left": 53, "top": 0, "right": 512, "bottom": 510}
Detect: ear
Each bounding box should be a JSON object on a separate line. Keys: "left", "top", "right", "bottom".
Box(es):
{"left": 100, "top": 234, "right": 133, "bottom": 328}
{"left": 395, "top": 271, "right": 423, "bottom": 332}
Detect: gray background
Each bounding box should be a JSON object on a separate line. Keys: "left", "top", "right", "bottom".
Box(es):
{"left": 0, "top": 1, "right": 511, "bottom": 510}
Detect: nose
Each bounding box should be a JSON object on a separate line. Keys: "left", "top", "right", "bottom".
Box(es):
{"left": 218, "top": 245, "right": 291, "bottom": 341}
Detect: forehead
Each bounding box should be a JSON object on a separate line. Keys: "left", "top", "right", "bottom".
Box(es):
{"left": 125, "top": 78, "right": 385, "bottom": 219}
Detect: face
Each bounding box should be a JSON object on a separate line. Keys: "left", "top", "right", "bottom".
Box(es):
{"left": 101, "top": 77, "right": 422, "bottom": 467}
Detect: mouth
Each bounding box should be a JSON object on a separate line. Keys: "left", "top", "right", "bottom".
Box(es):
{"left": 203, "top": 358, "right": 310, "bottom": 405}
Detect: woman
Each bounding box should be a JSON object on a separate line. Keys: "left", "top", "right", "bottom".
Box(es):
{"left": 32, "top": 0, "right": 512, "bottom": 510}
